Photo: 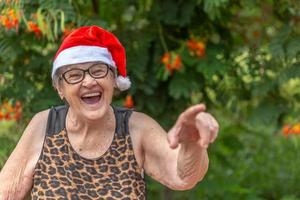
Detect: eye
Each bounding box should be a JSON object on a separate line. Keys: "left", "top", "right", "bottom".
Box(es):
{"left": 65, "top": 70, "right": 83, "bottom": 80}
{"left": 90, "top": 65, "right": 107, "bottom": 77}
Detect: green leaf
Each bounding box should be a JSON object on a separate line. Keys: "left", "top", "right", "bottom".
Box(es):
{"left": 269, "top": 25, "right": 291, "bottom": 60}
{"left": 286, "top": 36, "right": 300, "bottom": 59}
{"left": 279, "top": 63, "right": 300, "bottom": 84}
{"left": 248, "top": 101, "right": 284, "bottom": 127}
{"left": 168, "top": 72, "right": 199, "bottom": 99}
{"left": 53, "top": 13, "right": 58, "bottom": 39}
{"left": 37, "top": 8, "right": 46, "bottom": 34}
{"left": 203, "top": 0, "right": 229, "bottom": 20}
{"left": 59, "top": 10, "right": 65, "bottom": 31}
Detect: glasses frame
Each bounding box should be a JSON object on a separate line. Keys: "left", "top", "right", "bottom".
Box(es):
{"left": 60, "top": 63, "right": 113, "bottom": 85}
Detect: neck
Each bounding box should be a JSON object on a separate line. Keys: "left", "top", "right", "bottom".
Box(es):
{"left": 66, "top": 106, "right": 115, "bottom": 138}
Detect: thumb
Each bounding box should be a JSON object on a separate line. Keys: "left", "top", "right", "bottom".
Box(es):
{"left": 167, "top": 125, "right": 181, "bottom": 149}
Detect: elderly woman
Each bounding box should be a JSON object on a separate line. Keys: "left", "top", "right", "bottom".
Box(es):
{"left": 0, "top": 26, "right": 219, "bottom": 199}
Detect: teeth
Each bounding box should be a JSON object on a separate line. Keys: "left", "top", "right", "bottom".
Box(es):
{"left": 82, "top": 92, "right": 101, "bottom": 98}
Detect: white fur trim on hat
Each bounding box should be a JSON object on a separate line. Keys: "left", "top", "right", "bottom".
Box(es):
{"left": 116, "top": 76, "right": 131, "bottom": 91}
{"left": 52, "top": 45, "right": 116, "bottom": 78}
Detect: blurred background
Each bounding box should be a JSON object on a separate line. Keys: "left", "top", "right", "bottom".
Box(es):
{"left": 0, "top": 0, "right": 300, "bottom": 199}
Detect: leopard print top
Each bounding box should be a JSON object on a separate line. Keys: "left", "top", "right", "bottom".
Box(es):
{"left": 31, "top": 105, "right": 146, "bottom": 200}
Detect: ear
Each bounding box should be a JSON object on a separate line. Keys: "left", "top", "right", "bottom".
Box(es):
{"left": 109, "top": 71, "right": 117, "bottom": 88}
{"left": 113, "top": 78, "right": 117, "bottom": 88}
{"left": 55, "top": 83, "right": 65, "bottom": 100}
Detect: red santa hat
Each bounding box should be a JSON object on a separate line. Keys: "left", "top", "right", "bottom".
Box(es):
{"left": 52, "top": 25, "right": 131, "bottom": 91}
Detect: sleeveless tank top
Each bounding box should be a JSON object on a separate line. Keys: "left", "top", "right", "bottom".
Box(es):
{"left": 31, "top": 105, "right": 146, "bottom": 200}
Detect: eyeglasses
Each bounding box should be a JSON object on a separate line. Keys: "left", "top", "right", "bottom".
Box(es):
{"left": 60, "top": 63, "right": 112, "bottom": 84}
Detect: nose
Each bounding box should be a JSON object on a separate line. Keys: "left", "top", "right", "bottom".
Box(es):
{"left": 82, "top": 71, "right": 97, "bottom": 87}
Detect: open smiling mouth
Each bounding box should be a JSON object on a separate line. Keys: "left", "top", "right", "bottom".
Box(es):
{"left": 81, "top": 92, "right": 102, "bottom": 104}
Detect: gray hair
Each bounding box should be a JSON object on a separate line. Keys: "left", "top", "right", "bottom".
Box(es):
{"left": 52, "top": 67, "right": 64, "bottom": 89}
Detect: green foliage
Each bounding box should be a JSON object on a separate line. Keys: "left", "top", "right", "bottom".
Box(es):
{"left": 0, "top": 0, "right": 300, "bottom": 199}
{"left": 0, "top": 121, "right": 23, "bottom": 168}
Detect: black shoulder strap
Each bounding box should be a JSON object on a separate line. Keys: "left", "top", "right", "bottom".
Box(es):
{"left": 113, "top": 107, "right": 133, "bottom": 136}
{"left": 46, "top": 105, "right": 131, "bottom": 136}
{"left": 46, "top": 105, "right": 68, "bottom": 135}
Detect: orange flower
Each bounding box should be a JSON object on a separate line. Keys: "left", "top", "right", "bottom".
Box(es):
{"left": 161, "top": 52, "right": 171, "bottom": 65}
{"left": 28, "top": 21, "right": 42, "bottom": 38}
{"left": 161, "top": 52, "right": 183, "bottom": 73}
{"left": 187, "top": 39, "right": 206, "bottom": 58}
{"left": 0, "top": 9, "right": 19, "bottom": 31}
{"left": 282, "top": 123, "right": 300, "bottom": 137}
{"left": 0, "top": 111, "right": 3, "bottom": 120}
{"left": 0, "top": 15, "right": 12, "bottom": 29}
{"left": 173, "top": 55, "right": 182, "bottom": 70}
{"left": 4, "top": 112, "right": 11, "bottom": 120}
{"left": 282, "top": 125, "right": 291, "bottom": 137}
{"left": 3, "top": 101, "right": 14, "bottom": 113}
{"left": 13, "top": 111, "right": 21, "bottom": 121}
{"left": 4, "top": 17, "right": 13, "bottom": 29}
{"left": 291, "top": 123, "right": 300, "bottom": 134}
{"left": 124, "top": 95, "right": 134, "bottom": 108}
{"left": 8, "top": 9, "right": 16, "bottom": 19}
{"left": 0, "top": 100, "right": 22, "bottom": 121}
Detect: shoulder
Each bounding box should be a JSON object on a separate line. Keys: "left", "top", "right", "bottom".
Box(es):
{"left": 13, "top": 109, "right": 50, "bottom": 156}
{"left": 129, "top": 111, "right": 160, "bottom": 131}
{"left": 24, "top": 109, "right": 50, "bottom": 137}
{"left": 7, "top": 108, "right": 50, "bottom": 167}
{"left": 30, "top": 109, "right": 50, "bottom": 125}
{"left": 129, "top": 111, "right": 166, "bottom": 141}
{"left": 9, "top": 108, "right": 51, "bottom": 158}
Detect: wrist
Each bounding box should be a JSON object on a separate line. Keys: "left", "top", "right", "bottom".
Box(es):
{"left": 177, "top": 142, "right": 209, "bottom": 182}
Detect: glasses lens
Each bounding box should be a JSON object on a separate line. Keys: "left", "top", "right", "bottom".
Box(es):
{"left": 63, "top": 69, "right": 84, "bottom": 83}
{"left": 89, "top": 64, "right": 108, "bottom": 78}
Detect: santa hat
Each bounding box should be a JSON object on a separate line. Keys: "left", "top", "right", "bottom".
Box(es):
{"left": 52, "top": 25, "right": 131, "bottom": 91}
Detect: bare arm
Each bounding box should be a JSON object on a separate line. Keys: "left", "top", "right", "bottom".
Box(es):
{"left": 129, "top": 104, "right": 218, "bottom": 190}
{"left": 0, "top": 110, "right": 49, "bottom": 200}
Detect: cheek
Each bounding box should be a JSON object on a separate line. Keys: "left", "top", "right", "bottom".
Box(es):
{"left": 100, "top": 75, "right": 116, "bottom": 90}
{"left": 103, "top": 84, "right": 115, "bottom": 97}
{"left": 61, "top": 85, "right": 80, "bottom": 102}
{"left": 100, "top": 82, "right": 115, "bottom": 101}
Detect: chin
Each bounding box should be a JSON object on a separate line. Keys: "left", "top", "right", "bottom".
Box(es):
{"left": 81, "top": 103, "right": 110, "bottom": 121}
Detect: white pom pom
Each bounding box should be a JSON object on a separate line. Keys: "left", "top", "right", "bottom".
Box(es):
{"left": 116, "top": 76, "right": 131, "bottom": 91}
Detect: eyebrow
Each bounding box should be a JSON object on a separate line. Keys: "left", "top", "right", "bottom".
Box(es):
{"left": 65, "top": 62, "right": 108, "bottom": 70}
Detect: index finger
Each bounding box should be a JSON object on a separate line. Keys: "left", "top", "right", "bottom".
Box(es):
{"left": 178, "top": 104, "right": 206, "bottom": 123}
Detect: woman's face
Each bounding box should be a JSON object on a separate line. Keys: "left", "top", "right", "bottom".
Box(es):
{"left": 55, "top": 62, "right": 116, "bottom": 121}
